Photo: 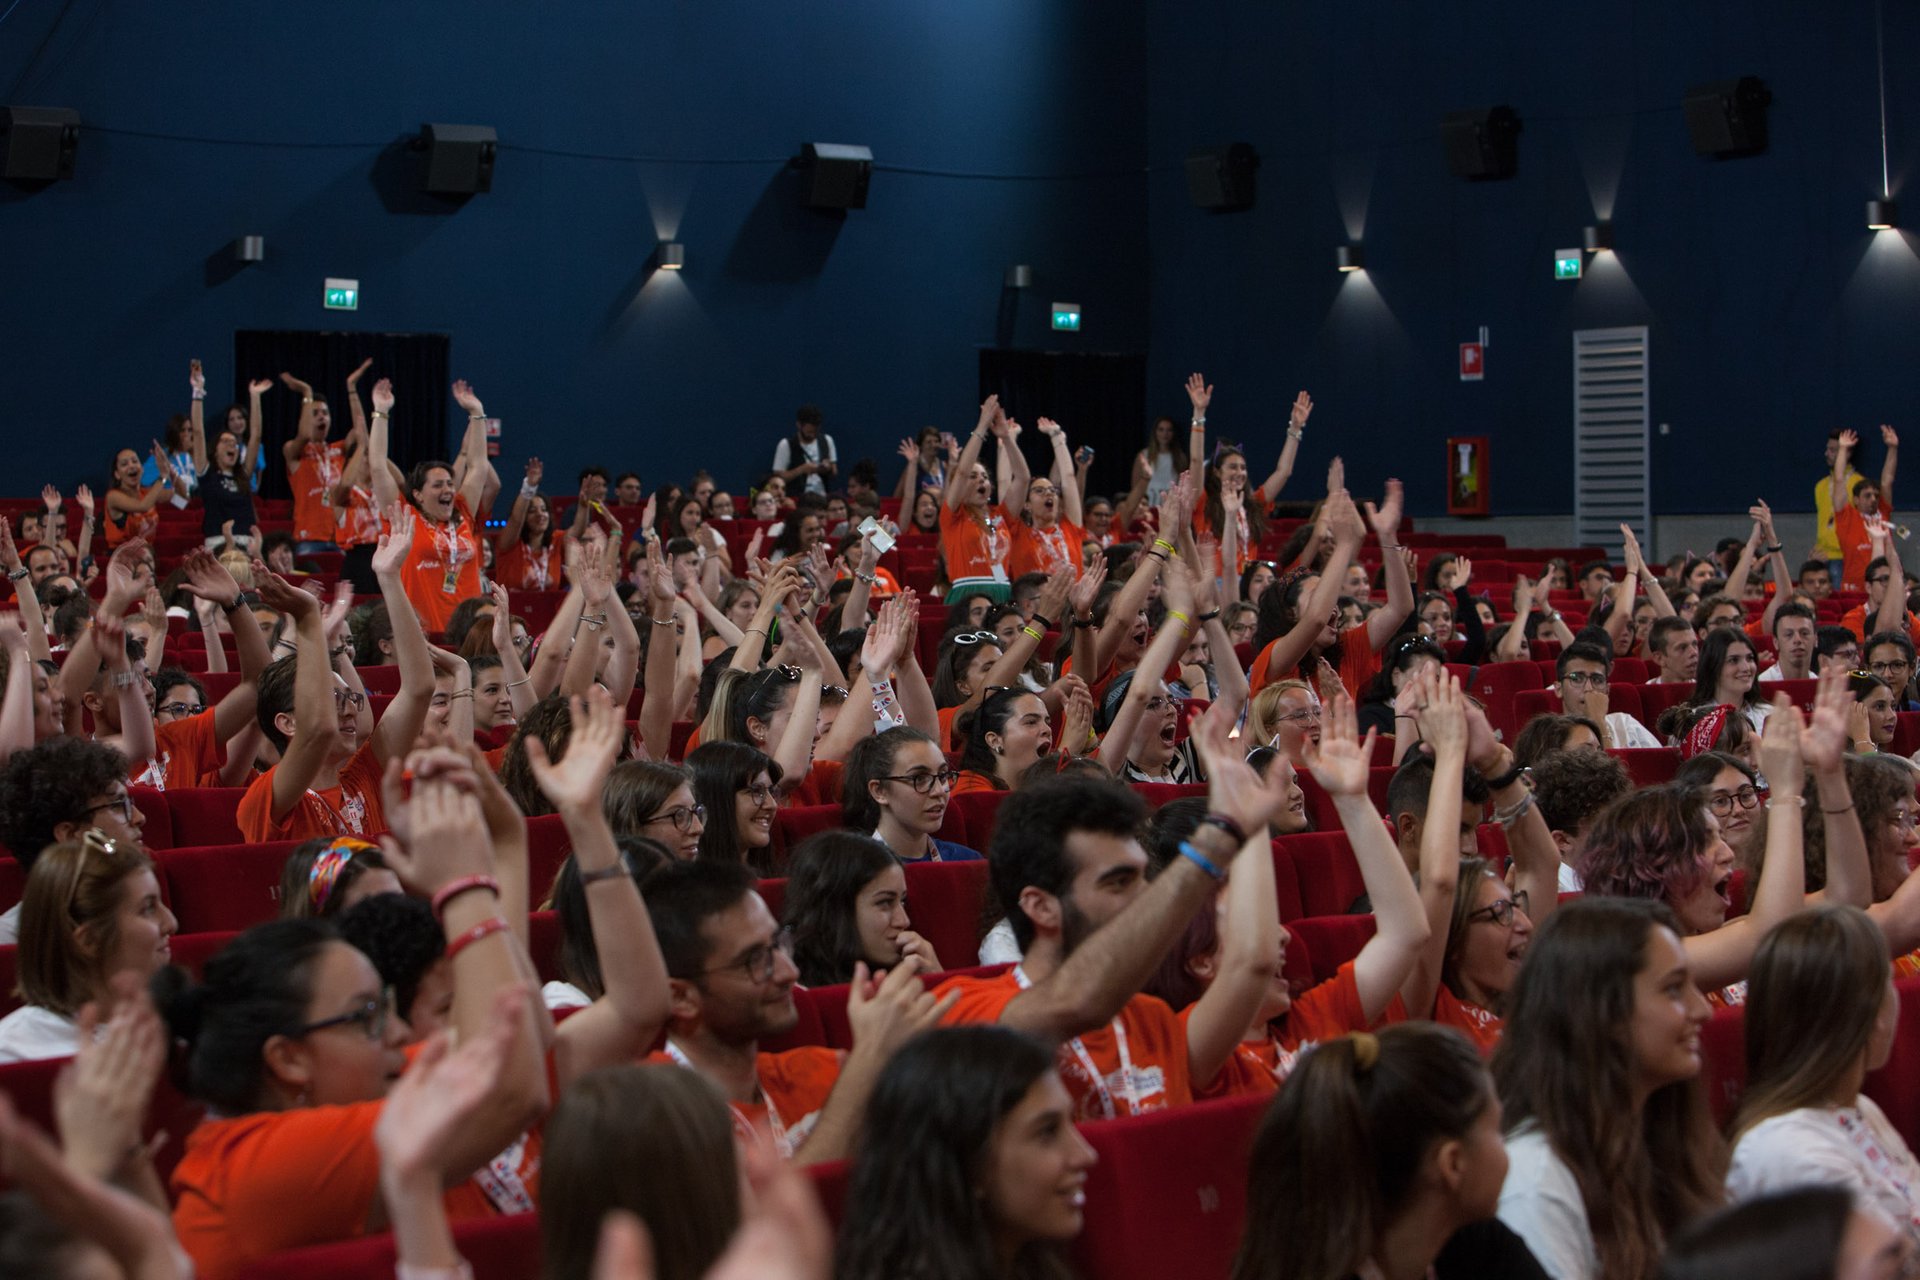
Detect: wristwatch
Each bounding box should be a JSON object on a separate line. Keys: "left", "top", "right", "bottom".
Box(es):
{"left": 5, "top": 567, "right": 26, "bottom": 583}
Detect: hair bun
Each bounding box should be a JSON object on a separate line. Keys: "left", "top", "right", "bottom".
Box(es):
{"left": 1347, "top": 1030, "right": 1380, "bottom": 1073}
{"left": 151, "top": 966, "right": 205, "bottom": 1046}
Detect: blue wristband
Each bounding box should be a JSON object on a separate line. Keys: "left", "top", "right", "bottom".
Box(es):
{"left": 1179, "top": 840, "right": 1226, "bottom": 881}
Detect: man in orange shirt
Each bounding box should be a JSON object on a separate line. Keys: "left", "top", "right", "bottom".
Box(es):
{"left": 936, "top": 758, "right": 1284, "bottom": 1120}
{"left": 237, "top": 525, "right": 434, "bottom": 841}
{"left": 1840, "top": 532, "right": 1920, "bottom": 649}
{"left": 642, "top": 860, "right": 953, "bottom": 1162}
{"left": 279, "top": 368, "right": 349, "bottom": 554}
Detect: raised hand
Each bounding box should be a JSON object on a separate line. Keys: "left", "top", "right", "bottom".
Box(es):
{"left": 1067, "top": 553, "right": 1107, "bottom": 617}
{"left": 189, "top": 359, "right": 206, "bottom": 397}
{"left": 845, "top": 956, "right": 959, "bottom": 1057}
{"left": 55, "top": 975, "right": 165, "bottom": 1181}
{"left": 1184, "top": 373, "right": 1212, "bottom": 414}
{"left": 1037, "top": 416, "right": 1064, "bottom": 439}
{"left": 74, "top": 485, "right": 93, "bottom": 517}
{"left": 974, "top": 394, "right": 1000, "bottom": 435}
{"left": 373, "top": 505, "right": 416, "bottom": 577}
{"left": 1620, "top": 524, "right": 1647, "bottom": 575}
{"left": 377, "top": 764, "right": 495, "bottom": 895}
{"left": 897, "top": 438, "right": 920, "bottom": 463}
{"left": 527, "top": 689, "right": 623, "bottom": 812}
{"left": 1883, "top": 424, "right": 1901, "bottom": 449}
{"left": 1758, "top": 696, "right": 1807, "bottom": 786}
{"left": 1060, "top": 681, "right": 1095, "bottom": 757}
{"left": 1840, "top": 429, "right": 1861, "bottom": 453}
{"left": 371, "top": 378, "right": 395, "bottom": 415}
{"left": 1326, "top": 456, "right": 1346, "bottom": 496}
{"left": 278, "top": 372, "right": 313, "bottom": 397}
{"left": 1303, "top": 692, "right": 1376, "bottom": 796}
{"left": 1289, "top": 390, "right": 1313, "bottom": 430}
{"left": 451, "top": 380, "right": 485, "bottom": 418}
{"left": 0, "top": 520, "right": 21, "bottom": 575}
{"left": 149, "top": 441, "right": 174, "bottom": 484}
{"left": 321, "top": 580, "right": 354, "bottom": 649}
{"left": 1802, "top": 664, "right": 1851, "bottom": 772}
{"left": 1325, "top": 489, "right": 1366, "bottom": 545}
{"left": 1364, "top": 478, "right": 1404, "bottom": 541}
{"left": 941, "top": 430, "right": 961, "bottom": 461}
{"left": 254, "top": 564, "right": 320, "bottom": 620}
{"left": 490, "top": 583, "right": 515, "bottom": 651}
{"left": 103, "top": 538, "right": 152, "bottom": 606}
{"left": 345, "top": 358, "right": 373, "bottom": 387}
{"left": 247, "top": 377, "right": 273, "bottom": 396}
{"left": 524, "top": 458, "right": 543, "bottom": 489}
{"left": 40, "top": 484, "right": 60, "bottom": 514}
{"left": 377, "top": 985, "right": 525, "bottom": 1185}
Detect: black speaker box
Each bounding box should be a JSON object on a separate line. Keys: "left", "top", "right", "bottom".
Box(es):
{"left": 2, "top": 106, "right": 80, "bottom": 183}
{"left": 800, "top": 143, "right": 872, "bottom": 210}
{"left": 416, "top": 123, "right": 497, "bottom": 195}
{"left": 1186, "top": 144, "right": 1260, "bottom": 211}
{"left": 1684, "top": 77, "right": 1772, "bottom": 157}
{"left": 1440, "top": 106, "right": 1522, "bottom": 180}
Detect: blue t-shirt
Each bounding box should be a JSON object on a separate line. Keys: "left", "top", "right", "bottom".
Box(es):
{"left": 906, "top": 838, "right": 982, "bottom": 864}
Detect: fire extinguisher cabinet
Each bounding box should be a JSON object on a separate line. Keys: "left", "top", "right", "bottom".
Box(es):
{"left": 1447, "top": 436, "right": 1489, "bottom": 516}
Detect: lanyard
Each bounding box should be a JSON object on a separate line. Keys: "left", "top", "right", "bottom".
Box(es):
{"left": 469, "top": 1134, "right": 536, "bottom": 1214}
{"left": 1014, "top": 966, "right": 1135, "bottom": 1119}
{"left": 663, "top": 1039, "right": 792, "bottom": 1157}
{"left": 307, "top": 442, "right": 340, "bottom": 491}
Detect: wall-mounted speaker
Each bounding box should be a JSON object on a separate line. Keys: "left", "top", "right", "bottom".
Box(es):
{"left": 1440, "top": 106, "right": 1522, "bottom": 180}
{"left": 415, "top": 123, "right": 497, "bottom": 195}
{"left": 1684, "top": 77, "right": 1772, "bottom": 157}
{"left": 1186, "top": 144, "right": 1260, "bottom": 211}
{"left": 2, "top": 106, "right": 80, "bottom": 184}
{"left": 799, "top": 143, "right": 872, "bottom": 210}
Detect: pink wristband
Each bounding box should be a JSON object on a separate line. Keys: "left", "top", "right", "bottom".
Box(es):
{"left": 430, "top": 875, "right": 500, "bottom": 922}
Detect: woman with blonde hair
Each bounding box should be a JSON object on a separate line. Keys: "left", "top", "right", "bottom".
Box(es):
{"left": 0, "top": 830, "right": 176, "bottom": 1063}
{"left": 1246, "top": 678, "right": 1320, "bottom": 766}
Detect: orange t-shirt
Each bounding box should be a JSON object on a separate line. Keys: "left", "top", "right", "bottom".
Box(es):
{"left": 393, "top": 496, "right": 483, "bottom": 633}
{"left": 783, "top": 759, "right": 845, "bottom": 809}
{"left": 1841, "top": 603, "right": 1920, "bottom": 649}
{"left": 336, "top": 484, "right": 382, "bottom": 551}
{"left": 291, "top": 443, "right": 346, "bottom": 543}
{"left": 1181, "top": 960, "right": 1386, "bottom": 1099}
{"left": 1192, "top": 506, "right": 1256, "bottom": 578}
{"left": 936, "top": 968, "right": 1192, "bottom": 1119}
{"left": 131, "top": 708, "right": 223, "bottom": 790}
{"left": 937, "top": 704, "right": 963, "bottom": 750}
{"left": 104, "top": 504, "right": 159, "bottom": 548}
{"left": 1432, "top": 984, "right": 1504, "bottom": 1056}
{"left": 948, "top": 768, "right": 1001, "bottom": 797}
{"left": 496, "top": 534, "right": 567, "bottom": 592}
{"left": 939, "top": 503, "right": 1015, "bottom": 585}
{"left": 1009, "top": 518, "right": 1086, "bottom": 579}
{"left": 1835, "top": 499, "right": 1890, "bottom": 593}
{"left": 237, "top": 739, "right": 387, "bottom": 841}
{"left": 1247, "top": 623, "right": 1381, "bottom": 701}
{"left": 647, "top": 1045, "right": 844, "bottom": 1156}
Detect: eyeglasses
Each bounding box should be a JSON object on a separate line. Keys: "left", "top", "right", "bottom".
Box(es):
{"left": 288, "top": 986, "right": 395, "bottom": 1043}
{"left": 1869, "top": 576, "right": 1892, "bottom": 587}
{"left": 879, "top": 769, "right": 960, "bottom": 794}
{"left": 1871, "top": 660, "right": 1913, "bottom": 675}
{"left": 155, "top": 700, "right": 203, "bottom": 719}
{"left": 702, "top": 926, "right": 794, "bottom": 984}
{"left": 1709, "top": 786, "right": 1761, "bottom": 816}
{"left": 949, "top": 632, "right": 998, "bottom": 646}
{"left": 332, "top": 689, "right": 366, "bottom": 711}
{"left": 821, "top": 684, "right": 850, "bottom": 699}
{"left": 1465, "top": 890, "right": 1530, "bottom": 928}
{"left": 644, "top": 803, "right": 707, "bottom": 832}
{"left": 1559, "top": 670, "right": 1608, "bottom": 688}
{"left": 81, "top": 793, "right": 137, "bottom": 824}
{"left": 1275, "top": 706, "right": 1323, "bottom": 725}
{"left": 739, "top": 782, "right": 778, "bottom": 807}
{"left": 1143, "top": 694, "right": 1183, "bottom": 713}
{"left": 1893, "top": 809, "right": 1918, "bottom": 831}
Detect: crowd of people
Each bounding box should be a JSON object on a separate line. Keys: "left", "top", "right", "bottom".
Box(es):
{"left": 0, "top": 362, "right": 1917, "bottom": 1280}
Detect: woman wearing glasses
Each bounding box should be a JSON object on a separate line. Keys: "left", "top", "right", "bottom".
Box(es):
{"left": 1247, "top": 679, "right": 1323, "bottom": 768}
{"left": 784, "top": 831, "right": 942, "bottom": 986}
{"left": 687, "top": 741, "right": 783, "bottom": 872}
{"left": 0, "top": 831, "right": 176, "bottom": 1063}
{"left": 1673, "top": 751, "right": 1766, "bottom": 873}
{"left": 603, "top": 759, "right": 706, "bottom": 862}
{"left": 843, "top": 727, "right": 982, "bottom": 864}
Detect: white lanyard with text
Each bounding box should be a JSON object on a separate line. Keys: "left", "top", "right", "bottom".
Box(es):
{"left": 663, "top": 1038, "right": 792, "bottom": 1156}
{"left": 1013, "top": 965, "right": 1135, "bottom": 1118}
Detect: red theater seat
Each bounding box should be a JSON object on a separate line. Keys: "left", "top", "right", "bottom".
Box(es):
{"left": 234, "top": 1211, "right": 541, "bottom": 1280}
{"left": 902, "top": 859, "right": 992, "bottom": 966}
{"left": 160, "top": 840, "right": 300, "bottom": 933}
{"left": 528, "top": 910, "right": 561, "bottom": 985}
{"left": 1288, "top": 913, "right": 1378, "bottom": 986}
{"left": 131, "top": 785, "right": 173, "bottom": 850}
{"left": 525, "top": 814, "right": 573, "bottom": 906}
{"left": 774, "top": 804, "right": 846, "bottom": 852}
{"left": 0, "top": 1056, "right": 205, "bottom": 1188}
{"left": 166, "top": 787, "right": 247, "bottom": 847}
{"left": 1610, "top": 748, "right": 1681, "bottom": 786}
{"left": 948, "top": 790, "right": 1009, "bottom": 850}
{"left": 1699, "top": 1002, "right": 1748, "bottom": 1129}
{"left": 1277, "top": 833, "right": 1367, "bottom": 918}
{"left": 1864, "top": 974, "right": 1920, "bottom": 1151}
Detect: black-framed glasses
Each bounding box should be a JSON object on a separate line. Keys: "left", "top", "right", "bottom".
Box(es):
{"left": 288, "top": 986, "right": 394, "bottom": 1042}
{"left": 1709, "top": 786, "right": 1761, "bottom": 816}
{"left": 644, "top": 803, "right": 707, "bottom": 832}
{"left": 1869, "top": 575, "right": 1892, "bottom": 587}
{"left": 878, "top": 769, "right": 960, "bottom": 795}
{"left": 1465, "top": 891, "right": 1529, "bottom": 928}
{"left": 1559, "top": 671, "right": 1608, "bottom": 688}
{"left": 81, "top": 793, "right": 136, "bottom": 824}
{"left": 740, "top": 781, "right": 778, "bottom": 807}
{"left": 1870, "top": 660, "right": 1913, "bottom": 676}
{"left": 701, "top": 927, "right": 793, "bottom": 984}
{"left": 155, "top": 700, "right": 203, "bottom": 719}
{"left": 332, "top": 688, "right": 366, "bottom": 711}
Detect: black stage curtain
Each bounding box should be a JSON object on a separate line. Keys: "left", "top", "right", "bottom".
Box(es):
{"left": 233, "top": 330, "right": 451, "bottom": 500}
{"left": 977, "top": 349, "right": 1148, "bottom": 502}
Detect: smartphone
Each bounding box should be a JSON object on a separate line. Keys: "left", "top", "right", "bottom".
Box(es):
{"left": 1076, "top": 445, "right": 1095, "bottom": 465}
{"left": 858, "top": 516, "right": 896, "bottom": 554}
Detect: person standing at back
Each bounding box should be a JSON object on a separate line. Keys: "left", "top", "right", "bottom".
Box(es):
{"left": 1816, "top": 427, "right": 1870, "bottom": 585}
{"left": 772, "top": 404, "right": 837, "bottom": 498}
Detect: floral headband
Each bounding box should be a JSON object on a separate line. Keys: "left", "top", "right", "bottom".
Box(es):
{"left": 309, "top": 837, "right": 378, "bottom": 913}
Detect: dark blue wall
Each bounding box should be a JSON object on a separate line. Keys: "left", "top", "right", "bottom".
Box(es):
{"left": 1144, "top": 0, "right": 1920, "bottom": 515}
{"left": 1, "top": 1, "right": 1147, "bottom": 497}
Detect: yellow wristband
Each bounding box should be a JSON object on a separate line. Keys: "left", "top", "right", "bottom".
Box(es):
{"left": 1167, "top": 609, "right": 1191, "bottom": 630}
{"left": 1153, "top": 538, "right": 1177, "bottom": 555}
{"left": 1022, "top": 624, "right": 1044, "bottom": 641}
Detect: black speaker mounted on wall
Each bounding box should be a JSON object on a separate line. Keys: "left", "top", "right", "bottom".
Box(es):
{"left": 798, "top": 143, "right": 872, "bottom": 210}
{"left": 1683, "top": 77, "right": 1772, "bottom": 158}
{"left": 1441, "top": 106, "right": 1522, "bottom": 181}
{"left": 413, "top": 123, "right": 497, "bottom": 195}
{"left": 1186, "top": 144, "right": 1261, "bottom": 212}
{"left": 2, "top": 106, "right": 80, "bottom": 185}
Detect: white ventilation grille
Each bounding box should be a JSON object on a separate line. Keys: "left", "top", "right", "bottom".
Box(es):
{"left": 1572, "top": 326, "right": 1651, "bottom": 558}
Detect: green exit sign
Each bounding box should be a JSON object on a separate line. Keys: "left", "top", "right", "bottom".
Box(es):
{"left": 1553, "top": 250, "right": 1582, "bottom": 281}
{"left": 324, "top": 277, "right": 360, "bottom": 310}
{"left": 1051, "top": 302, "right": 1081, "bottom": 332}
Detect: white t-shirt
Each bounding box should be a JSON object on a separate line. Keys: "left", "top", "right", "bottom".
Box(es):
{"left": 1558, "top": 862, "right": 1583, "bottom": 893}
{"left": 978, "top": 917, "right": 1023, "bottom": 966}
{"left": 1498, "top": 1124, "right": 1598, "bottom": 1280}
{"left": 1729, "top": 1099, "right": 1920, "bottom": 1251}
{"left": 542, "top": 980, "right": 591, "bottom": 1013}
{"left": 771, "top": 434, "right": 837, "bottom": 497}
{"left": 0, "top": 1004, "right": 78, "bottom": 1064}
{"left": 1603, "top": 712, "right": 1662, "bottom": 750}
{"left": 0, "top": 902, "right": 19, "bottom": 945}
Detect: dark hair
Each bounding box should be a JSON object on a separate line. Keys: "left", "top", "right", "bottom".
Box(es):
{"left": 1201, "top": 446, "right": 1268, "bottom": 554}
{"left": 1670, "top": 750, "right": 1755, "bottom": 791}
{"left": 353, "top": 601, "right": 395, "bottom": 667}
{"left": 442, "top": 596, "right": 494, "bottom": 651}
{"left": 1555, "top": 639, "right": 1612, "bottom": 679}
{"left": 1846, "top": 670, "right": 1892, "bottom": 705}
{"left": 1865, "top": 628, "right": 1917, "bottom": 666}
{"left": 279, "top": 837, "right": 391, "bottom": 919}
{"left": 1801, "top": 754, "right": 1913, "bottom": 893}
{"left": 0, "top": 738, "right": 135, "bottom": 872}
{"left": 334, "top": 892, "right": 445, "bottom": 1023}
{"left": 1493, "top": 897, "right": 1726, "bottom": 1280}
{"left": 495, "top": 694, "right": 637, "bottom": 818}
{"left": 541, "top": 1065, "right": 741, "bottom": 1280}
{"left": 1816, "top": 624, "right": 1860, "bottom": 660}
{"left": 954, "top": 687, "right": 1045, "bottom": 784}
{"left": 1578, "top": 784, "right": 1718, "bottom": 907}
{"left": 1531, "top": 747, "right": 1633, "bottom": 838}
{"left": 1384, "top": 753, "right": 1489, "bottom": 825}
{"left": 1511, "top": 713, "right": 1605, "bottom": 768}
{"left": 783, "top": 832, "right": 901, "bottom": 986}
{"left": 252, "top": 653, "right": 301, "bottom": 753}
{"left": 601, "top": 760, "right": 695, "bottom": 838}
{"left": 685, "top": 741, "right": 781, "bottom": 869}
{"left": 1420, "top": 554, "right": 1458, "bottom": 593}
{"left": 944, "top": 590, "right": 995, "bottom": 633}
{"left": 837, "top": 1026, "right": 1068, "bottom": 1280}
{"left": 1768, "top": 602, "right": 1816, "bottom": 637}
{"left": 641, "top": 859, "right": 758, "bottom": 980}
{"left": 1647, "top": 615, "right": 1694, "bottom": 655}
{"left": 152, "top": 665, "right": 209, "bottom": 708}
{"left": 1233, "top": 1024, "right": 1493, "bottom": 1280}
{"left": 152, "top": 918, "right": 339, "bottom": 1114}
{"left": 1361, "top": 635, "right": 1446, "bottom": 708}
{"left": 842, "top": 727, "right": 941, "bottom": 831}
{"left": 932, "top": 632, "right": 1005, "bottom": 710}
{"left": 1690, "top": 627, "right": 1765, "bottom": 708}
{"left": 1578, "top": 558, "right": 1613, "bottom": 583}
{"left": 405, "top": 460, "right": 455, "bottom": 512}
{"left": 725, "top": 666, "right": 800, "bottom": 748}
{"left": 989, "top": 776, "right": 1145, "bottom": 951}
{"left": 549, "top": 840, "right": 673, "bottom": 998}
{"left": 1656, "top": 1187, "right": 1852, "bottom": 1280}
